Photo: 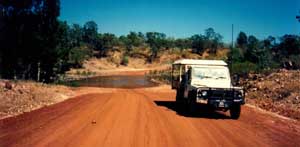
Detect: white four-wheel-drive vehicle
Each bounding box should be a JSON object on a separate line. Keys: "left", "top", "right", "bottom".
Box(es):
{"left": 171, "top": 59, "right": 245, "bottom": 119}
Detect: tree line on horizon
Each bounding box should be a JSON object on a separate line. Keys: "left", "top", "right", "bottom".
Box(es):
{"left": 0, "top": 0, "right": 299, "bottom": 82}
{"left": 231, "top": 32, "right": 300, "bottom": 74}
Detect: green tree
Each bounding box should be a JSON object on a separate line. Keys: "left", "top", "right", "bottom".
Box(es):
{"left": 245, "top": 35, "right": 259, "bottom": 62}
{"left": 69, "top": 24, "right": 83, "bottom": 47}
{"left": 230, "top": 48, "right": 244, "bottom": 62}
{"left": 175, "top": 38, "right": 191, "bottom": 51}
{"left": 138, "top": 32, "right": 146, "bottom": 40}
{"left": 277, "top": 35, "right": 300, "bottom": 68}
{"left": 119, "top": 35, "right": 129, "bottom": 46}
{"left": 127, "top": 32, "right": 144, "bottom": 47}
{"left": 55, "top": 21, "right": 93, "bottom": 72}
{"left": 259, "top": 41, "right": 273, "bottom": 69}
{"left": 146, "top": 32, "right": 166, "bottom": 62}
{"left": 0, "top": 0, "right": 60, "bottom": 82}
{"left": 190, "top": 34, "right": 206, "bottom": 54}
{"left": 204, "top": 28, "right": 223, "bottom": 54}
{"left": 245, "top": 35, "right": 273, "bottom": 69}
{"left": 123, "top": 32, "right": 145, "bottom": 53}
{"left": 205, "top": 28, "right": 216, "bottom": 40}
{"left": 97, "top": 33, "right": 119, "bottom": 56}
{"left": 68, "top": 46, "right": 92, "bottom": 68}
{"left": 211, "top": 33, "right": 223, "bottom": 54}
{"left": 236, "top": 32, "right": 248, "bottom": 52}
{"left": 279, "top": 35, "right": 300, "bottom": 55}
{"left": 54, "top": 21, "right": 72, "bottom": 73}
{"left": 83, "top": 21, "right": 98, "bottom": 47}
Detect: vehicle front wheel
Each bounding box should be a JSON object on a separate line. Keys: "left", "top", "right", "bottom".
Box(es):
{"left": 176, "top": 90, "right": 184, "bottom": 110}
{"left": 187, "top": 91, "right": 197, "bottom": 114}
{"left": 176, "top": 91, "right": 182, "bottom": 103}
{"left": 230, "top": 104, "right": 241, "bottom": 119}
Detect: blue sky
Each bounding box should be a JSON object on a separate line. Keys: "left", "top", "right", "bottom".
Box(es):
{"left": 60, "top": 0, "right": 300, "bottom": 43}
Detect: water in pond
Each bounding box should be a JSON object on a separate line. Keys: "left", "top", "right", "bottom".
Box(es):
{"left": 67, "top": 75, "right": 158, "bottom": 88}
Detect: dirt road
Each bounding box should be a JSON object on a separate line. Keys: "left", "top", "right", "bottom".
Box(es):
{"left": 1, "top": 86, "right": 300, "bottom": 147}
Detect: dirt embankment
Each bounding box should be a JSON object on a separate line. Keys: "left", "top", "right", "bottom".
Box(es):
{"left": 242, "top": 70, "right": 300, "bottom": 120}
{"left": 65, "top": 57, "right": 170, "bottom": 80}
{"left": 64, "top": 48, "right": 229, "bottom": 80}
{"left": 0, "top": 80, "right": 75, "bottom": 119}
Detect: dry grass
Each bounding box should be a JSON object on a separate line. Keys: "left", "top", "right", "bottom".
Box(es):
{"left": 202, "top": 48, "right": 229, "bottom": 60}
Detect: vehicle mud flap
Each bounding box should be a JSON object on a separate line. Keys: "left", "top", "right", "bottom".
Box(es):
{"left": 230, "top": 104, "right": 241, "bottom": 119}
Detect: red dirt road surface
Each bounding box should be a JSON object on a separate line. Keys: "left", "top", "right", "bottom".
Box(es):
{"left": 1, "top": 87, "right": 300, "bottom": 147}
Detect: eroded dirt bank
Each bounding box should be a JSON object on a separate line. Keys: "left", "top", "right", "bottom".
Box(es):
{"left": 243, "top": 70, "right": 300, "bottom": 120}
{"left": 1, "top": 86, "right": 300, "bottom": 147}
{"left": 0, "top": 80, "right": 75, "bottom": 119}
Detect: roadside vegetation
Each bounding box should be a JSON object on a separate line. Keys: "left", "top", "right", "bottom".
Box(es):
{"left": 0, "top": 1, "right": 294, "bottom": 83}
{"left": 1, "top": 1, "right": 300, "bottom": 83}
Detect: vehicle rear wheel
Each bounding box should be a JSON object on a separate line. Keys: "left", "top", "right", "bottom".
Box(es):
{"left": 230, "top": 104, "right": 241, "bottom": 119}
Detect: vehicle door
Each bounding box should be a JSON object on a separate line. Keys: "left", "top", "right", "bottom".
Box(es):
{"left": 184, "top": 67, "right": 192, "bottom": 98}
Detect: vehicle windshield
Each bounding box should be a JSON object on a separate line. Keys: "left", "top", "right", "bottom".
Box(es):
{"left": 192, "top": 67, "right": 229, "bottom": 80}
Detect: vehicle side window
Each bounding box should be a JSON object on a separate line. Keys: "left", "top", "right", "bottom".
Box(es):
{"left": 171, "top": 64, "right": 181, "bottom": 89}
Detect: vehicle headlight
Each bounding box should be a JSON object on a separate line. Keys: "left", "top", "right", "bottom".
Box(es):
{"left": 201, "top": 91, "right": 208, "bottom": 97}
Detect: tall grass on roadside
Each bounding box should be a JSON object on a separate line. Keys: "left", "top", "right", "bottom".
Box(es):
{"left": 231, "top": 61, "right": 259, "bottom": 75}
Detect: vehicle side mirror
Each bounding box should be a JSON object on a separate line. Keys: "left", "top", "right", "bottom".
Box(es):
{"left": 232, "top": 74, "right": 240, "bottom": 86}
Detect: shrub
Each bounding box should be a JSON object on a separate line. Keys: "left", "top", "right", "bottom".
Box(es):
{"left": 230, "top": 48, "right": 244, "bottom": 62}
{"left": 121, "top": 55, "right": 129, "bottom": 66}
{"left": 82, "top": 71, "right": 87, "bottom": 76}
{"left": 231, "top": 61, "right": 259, "bottom": 75}
{"left": 289, "top": 54, "right": 300, "bottom": 69}
{"left": 68, "top": 46, "right": 92, "bottom": 68}
{"left": 68, "top": 81, "right": 80, "bottom": 87}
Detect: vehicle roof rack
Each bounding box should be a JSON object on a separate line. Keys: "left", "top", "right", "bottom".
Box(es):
{"left": 173, "top": 59, "right": 227, "bottom": 66}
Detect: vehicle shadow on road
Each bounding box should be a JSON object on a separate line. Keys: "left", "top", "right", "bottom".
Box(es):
{"left": 154, "top": 101, "right": 231, "bottom": 119}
